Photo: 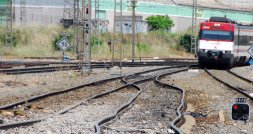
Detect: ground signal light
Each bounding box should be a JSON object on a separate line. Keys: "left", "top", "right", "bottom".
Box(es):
{"left": 232, "top": 103, "right": 250, "bottom": 121}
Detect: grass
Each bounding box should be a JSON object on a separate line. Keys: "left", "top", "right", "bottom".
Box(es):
{"left": 0, "top": 25, "right": 194, "bottom": 60}
{"left": 0, "top": 25, "right": 65, "bottom": 58}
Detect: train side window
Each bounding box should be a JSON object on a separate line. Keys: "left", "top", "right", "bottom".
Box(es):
{"left": 238, "top": 35, "right": 253, "bottom": 46}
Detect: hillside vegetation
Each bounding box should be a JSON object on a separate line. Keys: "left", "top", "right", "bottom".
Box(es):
{"left": 0, "top": 25, "right": 193, "bottom": 60}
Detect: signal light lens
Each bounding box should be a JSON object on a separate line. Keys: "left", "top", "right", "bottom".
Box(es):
{"left": 233, "top": 105, "right": 239, "bottom": 110}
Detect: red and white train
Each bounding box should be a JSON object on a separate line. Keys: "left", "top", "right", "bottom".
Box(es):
{"left": 198, "top": 17, "right": 253, "bottom": 67}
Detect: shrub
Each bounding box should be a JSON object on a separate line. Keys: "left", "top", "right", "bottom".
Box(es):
{"left": 179, "top": 34, "right": 192, "bottom": 52}
{"left": 52, "top": 28, "right": 74, "bottom": 51}
{"left": 91, "top": 36, "right": 104, "bottom": 47}
{"left": 136, "top": 42, "right": 150, "bottom": 59}
{"left": 146, "top": 15, "right": 174, "bottom": 31}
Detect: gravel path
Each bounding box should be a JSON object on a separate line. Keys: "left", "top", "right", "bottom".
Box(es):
{"left": 163, "top": 69, "right": 253, "bottom": 133}
{"left": 103, "top": 81, "right": 181, "bottom": 133}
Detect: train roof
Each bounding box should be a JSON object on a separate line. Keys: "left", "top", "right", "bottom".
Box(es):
{"left": 209, "top": 17, "right": 233, "bottom": 23}
{"left": 235, "top": 24, "right": 253, "bottom": 30}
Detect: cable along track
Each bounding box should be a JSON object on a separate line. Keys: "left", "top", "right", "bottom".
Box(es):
{"left": 205, "top": 69, "right": 253, "bottom": 100}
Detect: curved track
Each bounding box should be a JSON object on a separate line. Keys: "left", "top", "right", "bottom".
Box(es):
{"left": 96, "top": 67, "right": 189, "bottom": 134}
{"left": 0, "top": 65, "right": 191, "bottom": 132}
{"left": 155, "top": 70, "right": 188, "bottom": 134}
{"left": 205, "top": 68, "right": 253, "bottom": 100}
{"left": 0, "top": 77, "right": 124, "bottom": 129}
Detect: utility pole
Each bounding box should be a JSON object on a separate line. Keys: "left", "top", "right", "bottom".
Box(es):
{"left": 112, "top": 0, "right": 116, "bottom": 66}
{"left": 20, "top": 0, "right": 26, "bottom": 26}
{"left": 80, "top": 0, "right": 85, "bottom": 74}
{"left": 74, "top": 0, "right": 80, "bottom": 56}
{"left": 130, "top": 0, "right": 137, "bottom": 62}
{"left": 120, "top": 0, "right": 123, "bottom": 69}
{"left": 85, "top": 0, "right": 92, "bottom": 74}
{"left": 252, "top": 8, "right": 253, "bottom": 25}
{"left": 191, "top": 0, "right": 197, "bottom": 56}
{"left": 77, "top": 0, "right": 91, "bottom": 75}
{"left": 5, "top": 0, "right": 13, "bottom": 47}
{"left": 97, "top": 0, "right": 101, "bottom": 52}
{"left": 94, "top": 0, "right": 100, "bottom": 52}
{"left": 94, "top": 0, "right": 97, "bottom": 48}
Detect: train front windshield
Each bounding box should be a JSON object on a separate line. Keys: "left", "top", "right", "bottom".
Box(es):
{"left": 200, "top": 30, "right": 233, "bottom": 41}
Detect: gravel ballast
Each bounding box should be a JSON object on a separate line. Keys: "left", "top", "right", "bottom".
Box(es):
{"left": 1, "top": 66, "right": 253, "bottom": 133}
{"left": 163, "top": 69, "right": 253, "bottom": 133}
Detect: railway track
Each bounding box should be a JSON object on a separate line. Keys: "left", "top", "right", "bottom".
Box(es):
{"left": 0, "top": 62, "right": 197, "bottom": 75}
{"left": 0, "top": 65, "right": 192, "bottom": 133}
{"left": 205, "top": 69, "right": 253, "bottom": 100}
{"left": 0, "top": 77, "right": 124, "bottom": 127}
{"left": 123, "top": 66, "right": 186, "bottom": 83}
{"left": 0, "top": 64, "right": 111, "bottom": 75}
{"left": 97, "top": 68, "right": 189, "bottom": 134}
{"left": 0, "top": 58, "right": 197, "bottom": 69}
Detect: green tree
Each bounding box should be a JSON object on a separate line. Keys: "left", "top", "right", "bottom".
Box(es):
{"left": 146, "top": 15, "right": 174, "bottom": 31}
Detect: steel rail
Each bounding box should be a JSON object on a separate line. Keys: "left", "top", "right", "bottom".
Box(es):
{"left": 94, "top": 70, "right": 165, "bottom": 133}
{"left": 94, "top": 84, "right": 142, "bottom": 134}
{"left": 227, "top": 70, "right": 253, "bottom": 84}
{"left": 1, "top": 66, "right": 186, "bottom": 110}
{"left": 0, "top": 76, "right": 123, "bottom": 110}
{"left": 122, "top": 65, "right": 187, "bottom": 83}
{"left": 0, "top": 79, "right": 151, "bottom": 129}
{"left": 0, "top": 61, "right": 197, "bottom": 75}
{"left": 95, "top": 67, "right": 190, "bottom": 134}
{"left": 205, "top": 68, "right": 253, "bottom": 100}
{"left": 0, "top": 84, "right": 133, "bottom": 129}
{"left": 0, "top": 60, "right": 197, "bottom": 69}
{"left": 0, "top": 66, "right": 186, "bottom": 129}
{"left": 0, "top": 65, "right": 111, "bottom": 75}
{"left": 155, "top": 69, "right": 188, "bottom": 134}
{"left": 0, "top": 65, "right": 195, "bottom": 130}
